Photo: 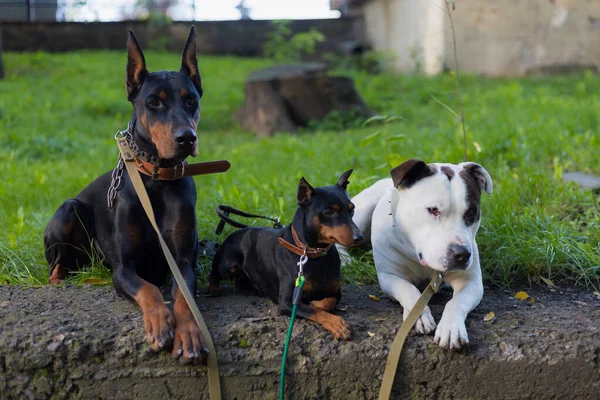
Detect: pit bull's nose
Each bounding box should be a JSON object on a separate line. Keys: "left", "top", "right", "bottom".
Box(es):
{"left": 174, "top": 129, "right": 197, "bottom": 145}
{"left": 449, "top": 244, "right": 471, "bottom": 266}
{"left": 353, "top": 233, "right": 364, "bottom": 245}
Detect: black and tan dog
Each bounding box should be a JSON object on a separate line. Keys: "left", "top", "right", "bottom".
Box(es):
{"left": 44, "top": 27, "right": 208, "bottom": 364}
{"left": 209, "top": 171, "right": 363, "bottom": 340}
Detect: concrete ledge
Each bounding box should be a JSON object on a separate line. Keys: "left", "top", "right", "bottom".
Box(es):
{"left": 0, "top": 284, "right": 598, "bottom": 399}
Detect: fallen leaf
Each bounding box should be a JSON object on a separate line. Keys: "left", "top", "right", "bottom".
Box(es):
{"left": 540, "top": 277, "right": 556, "bottom": 288}
{"left": 593, "top": 291, "right": 600, "bottom": 299}
{"left": 367, "top": 331, "right": 376, "bottom": 337}
{"left": 528, "top": 298, "right": 535, "bottom": 304}
{"left": 0, "top": 301, "right": 9, "bottom": 307}
{"left": 368, "top": 294, "right": 380, "bottom": 301}
{"left": 574, "top": 301, "right": 587, "bottom": 307}
{"left": 514, "top": 291, "right": 530, "bottom": 301}
{"left": 53, "top": 334, "right": 65, "bottom": 342}
{"left": 483, "top": 312, "right": 495, "bottom": 322}
{"left": 82, "top": 278, "right": 111, "bottom": 285}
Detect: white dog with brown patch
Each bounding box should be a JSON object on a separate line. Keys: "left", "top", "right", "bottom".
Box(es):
{"left": 339, "top": 159, "right": 493, "bottom": 350}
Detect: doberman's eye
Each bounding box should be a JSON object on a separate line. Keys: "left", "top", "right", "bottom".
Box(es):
{"left": 186, "top": 97, "right": 197, "bottom": 107}
{"left": 427, "top": 207, "right": 440, "bottom": 217}
{"left": 147, "top": 98, "right": 161, "bottom": 108}
{"left": 323, "top": 209, "right": 334, "bottom": 217}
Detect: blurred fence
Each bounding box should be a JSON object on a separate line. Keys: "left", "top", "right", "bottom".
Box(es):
{"left": 0, "top": 0, "right": 197, "bottom": 22}
{"left": 0, "top": 17, "right": 364, "bottom": 54}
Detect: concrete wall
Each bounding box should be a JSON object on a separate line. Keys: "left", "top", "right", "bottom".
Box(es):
{"left": 358, "top": 0, "right": 600, "bottom": 76}
{"left": 447, "top": 0, "right": 600, "bottom": 76}
{"left": 0, "top": 18, "right": 364, "bottom": 55}
{"left": 362, "top": 0, "right": 445, "bottom": 75}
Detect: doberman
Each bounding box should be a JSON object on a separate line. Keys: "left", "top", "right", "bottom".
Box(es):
{"left": 209, "top": 171, "right": 363, "bottom": 340}
{"left": 44, "top": 27, "right": 208, "bottom": 364}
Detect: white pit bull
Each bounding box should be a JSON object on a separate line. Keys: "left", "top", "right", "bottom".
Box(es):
{"left": 339, "top": 159, "right": 493, "bottom": 350}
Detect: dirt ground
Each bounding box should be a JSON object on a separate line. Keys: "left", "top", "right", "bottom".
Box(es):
{"left": 0, "top": 283, "right": 598, "bottom": 399}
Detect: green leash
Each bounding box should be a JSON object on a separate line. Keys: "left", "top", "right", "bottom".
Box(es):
{"left": 279, "top": 251, "right": 308, "bottom": 400}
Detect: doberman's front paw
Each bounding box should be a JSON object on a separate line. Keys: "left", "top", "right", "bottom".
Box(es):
{"left": 143, "top": 306, "right": 175, "bottom": 352}
{"left": 172, "top": 319, "right": 209, "bottom": 365}
{"left": 321, "top": 314, "right": 352, "bottom": 341}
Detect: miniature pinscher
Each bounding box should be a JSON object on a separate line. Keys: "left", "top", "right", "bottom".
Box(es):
{"left": 209, "top": 171, "right": 363, "bottom": 339}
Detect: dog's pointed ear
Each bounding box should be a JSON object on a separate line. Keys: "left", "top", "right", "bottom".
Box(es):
{"left": 180, "top": 26, "right": 202, "bottom": 94}
{"left": 126, "top": 30, "right": 148, "bottom": 101}
{"left": 459, "top": 162, "right": 493, "bottom": 194}
{"left": 336, "top": 169, "right": 353, "bottom": 190}
{"left": 390, "top": 158, "right": 436, "bottom": 188}
{"left": 297, "top": 177, "right": 315, "bottom": 206}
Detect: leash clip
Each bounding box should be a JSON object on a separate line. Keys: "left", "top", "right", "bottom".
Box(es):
{"left": 297, "top": 249, "right": 308, "bottom": 278}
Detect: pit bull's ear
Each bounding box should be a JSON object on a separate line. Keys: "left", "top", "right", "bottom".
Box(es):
{"left": 126, "top": 30, "right": 148, "bottom": 101}
{"left": 297, "top": 177, "right": 315, "bottom": 206}
{"left": 460, "top": 162, "right": 493, "bottom": 194}
{"left": 180, "top": 26, "right": 203, "bottom": 95}
{"left": 390, "top": 159, "right": 436, "bottom": 188}
{"left": 336, "top": 169, "right": 353, "bottom": 190}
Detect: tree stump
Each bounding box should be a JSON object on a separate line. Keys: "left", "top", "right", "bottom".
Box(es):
{"left": 237, "top": 63, "right": 374, "bottom": 137}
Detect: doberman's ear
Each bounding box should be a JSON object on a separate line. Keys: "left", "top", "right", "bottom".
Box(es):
{"left": 180, "top": 26, "right": 203, "bottom": 95}
{"left": 390, "top": 158, "right": 436, "bottom": 189}
{"left": 336, "top": 169, "right": 353, "bottom": 190}
{"left": 297, "top": 177, "right": 315, "bottom": 206}
{"left": 126, "top": 30, "right": 148, "bottom": 101}
{"left": 459, "top": 162, "right": 493, "bottom": 194}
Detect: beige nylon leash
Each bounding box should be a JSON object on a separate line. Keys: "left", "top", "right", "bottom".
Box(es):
{"left": 117, "top": 137, "right": 222, "bottom": 400}
{"left": 377, "top": 273, "right": 443, "bottom": 400}
{"left": 378, "top": 188, "right": 444, "bottom": 399}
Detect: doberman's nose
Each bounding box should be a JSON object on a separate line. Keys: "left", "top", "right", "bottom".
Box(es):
{"left": 353, "top": 233, "right": 364, "bottom": 245}
{"left": 174, "top": 129, "right": 197, "bottom": 145}
{"left": 448, "top": 244, "right": 471, "bottom": 268}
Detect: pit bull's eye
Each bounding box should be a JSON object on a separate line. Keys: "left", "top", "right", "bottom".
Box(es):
{"left": 323, "top": 209, "right": 334, "bottom": 217}
{"left": 427, "top": 207, "right": 440, "bottom": 217}
{"left": 147, "top": 98, "right": 161, "bottom": 108}
{"left": 186, "top": 97, "right": 197, "bottom": 107}
{"left": 465, "top": 208, "right": 477, "bottom": 220}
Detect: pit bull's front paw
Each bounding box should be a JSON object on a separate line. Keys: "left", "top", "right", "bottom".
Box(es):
{"left": 404, "top": 305, "right": 436, "bottom": 335}
{"left": 434, "top": 317, "right": 468, "bottom": 350}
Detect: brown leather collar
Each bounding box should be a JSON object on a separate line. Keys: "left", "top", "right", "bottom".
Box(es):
{"left": 278, "top": 226, "right": 333, "bottom": 259}
{"left": 132, "top": 153, "right": 230, "bottom": 180}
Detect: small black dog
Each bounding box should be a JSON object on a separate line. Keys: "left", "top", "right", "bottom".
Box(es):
{"left": 209, "top": 171, "right": 363, "bottom": 339}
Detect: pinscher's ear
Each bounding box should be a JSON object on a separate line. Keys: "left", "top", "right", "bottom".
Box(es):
{"left": 297, "top": 177, "right": 315, "bottom": 206}
{"left": 336, "top": 169, "right": 353, "bottom": 190}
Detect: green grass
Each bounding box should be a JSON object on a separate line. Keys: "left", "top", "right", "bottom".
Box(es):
{"left": 0, "top": 51, "right": 598, "bottom": 288}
